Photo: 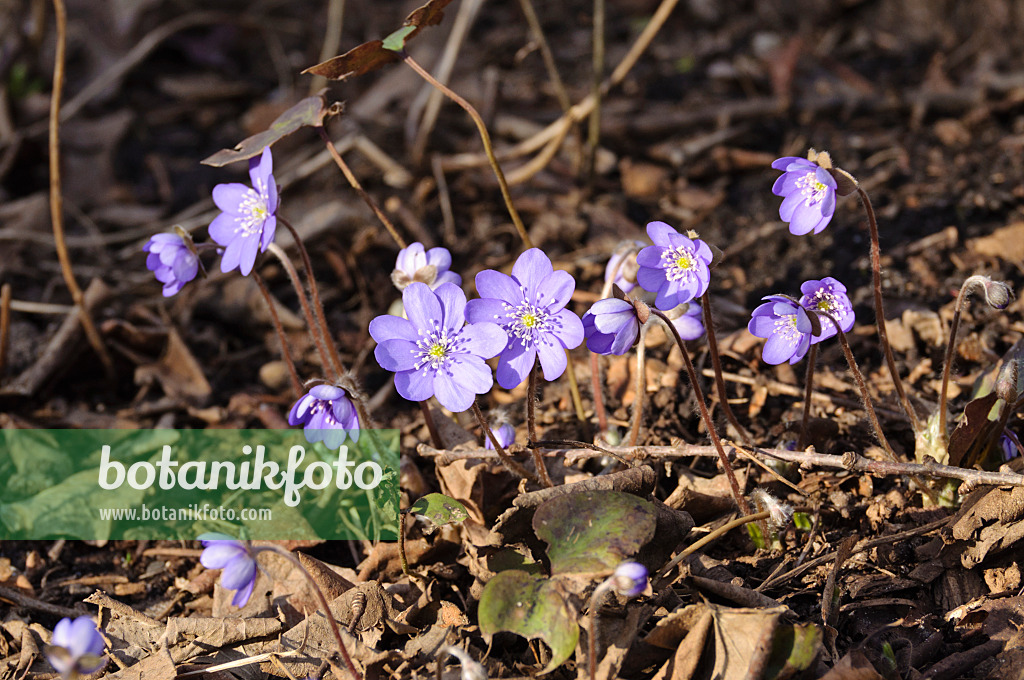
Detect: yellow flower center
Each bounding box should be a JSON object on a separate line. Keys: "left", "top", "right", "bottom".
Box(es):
{"left": 520, "top": 313, "right": 537, "bottom": 328}
{"left": 428, "top": 343, "right": 446, "bottom": 359}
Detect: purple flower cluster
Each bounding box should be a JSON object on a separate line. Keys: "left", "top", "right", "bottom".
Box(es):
{"left": 371, "top": 282, "right": 507, "bottom": 412}
{"left": 467, "top": 249, "right": 584, "bottom": 389}
{"left": 288, "top": 384, "right": 360, "bottom": 449}
{"left": 772, "top": 156, "right": 837, "bottom": 236}
{"left": 144, "top": 231, "right": 199, "bottom": 296}
{"left": 748, "top": 277, "right": 855, "bottom": 365}
{"left": 582, "top": 299, "right": 641, "bottom": 356}
{"left": 636, "top": 221, "right": 713, "bottom": 310}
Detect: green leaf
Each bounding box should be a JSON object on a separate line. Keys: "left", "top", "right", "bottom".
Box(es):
{"left": 763, "top": 623, "right": 822, "bottom": 680}
{"left": 532, "top": 491, "right": 656, "bottom": 575}
{"left": 409, "top": 493, "right": 468, "bottom": 527}
{"left": 478, "top": 570, "right": 578, "bottom": 674}
{"left": 382, "top": 25, "right": 417, "bottom": 52}
{"left": 201, "top": 94, "right": 331, "bottom": 167}
{"left": 792, "top": 512, "right": 813, "bottom": 531}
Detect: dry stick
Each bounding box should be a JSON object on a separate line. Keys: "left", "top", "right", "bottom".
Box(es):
{"left": 796, "top": 344, "right": 819, "bottom": 451}
{"left": 627, "top": 325, "right": 648, "bottom": 446}
{"left": 420, "top": 442, "right": 1024, "bottom": 490}
{"left": 0, "top": 283, "right": 10, "bottom": 378}
{"left": 49, "top": 0, "right": 114, "bottom": 379}
{"left": 564, "top": 351, "right": 587, "bottom": 423}
{"left": 252, "top": 272, "right": 303, "bottom": 397}
{"left": 471, "top": 401, "right": 542, "bottom": 486}
{"left": 399, "top": 53, "right": 533, "bottom": 250}
{"left": 526, "top": 365, "right": 555, "bottom": 488}
{"left": 309, "top": 0, "right": 345, "bottom": 95}
{"left": 586, "top": 0, "right": 605, "bottom": 185}
{"left": 419, "top": 401, "right": 444, "bottom": 449}
{"left": 515, "top": 0, "right": 572, "bottom": 114}
{"left": 857, "top": 187, "right": 921, "bottom": 433}
{"left": 262, "top": 546, "right": 361, "bottom": 680}
{"left": 650, "top": 308, "right": 751, "bottom": 515}
{"left": 653, "top": 511, "right": 771, "bottom": 587}
{"left": 278, "top": 216, "right": 345, "bottom": 378}
{"left": 315, "top": 126, "right": 407, "bottom": 249}
{"left": 267, "top": 242, "right": 338, "bottom": 382}
{"left": 700, "top": 293, "right": 752, "bottom": 443}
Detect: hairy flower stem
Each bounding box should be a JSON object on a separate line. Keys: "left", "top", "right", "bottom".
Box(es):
{"left": 315, "top": 125, "right": 407, "bottom": 250}
{"left": 700, "top": 293, "right": 752, "bottom": 443}
{"left": 252, "top": 272, "right": 303, "bottom": 397}
{"left": 399, "top": 511, "right": 410, "bottom": 576}
{"left": 627, "top": 325, "right": 648, "bottom": 446}
{"left": 938, "top": 277, "right": 988, "bottom": 442}
{"left": 526, "top": 365, "right": 555, "bottom": 487}
{"left": 279, "top": 216, "right": 346, "bottom": 379}
{"left": 471, "top": 401, "right": 543, "bottom": 486}
{"left": 589, "top": 354, "right": 610, "bottom": 433}
{"left": 418, "top": 401, "right": 444, "bottom": 450}
{"left": 653, "top": 511, "right": 770, "bottom": 587}
{"left": 797, "top": 344, "right": 819, "bottom": 451}
{"left": 263, "top": 546, "right": 362, "bottom": 680}
{"left": 267, "top": 243, "right": 338, "bottom": 382}
{"left": 857, "top": 187, "right": 921, "bottom": 433}
{"left": 399, "top": 53, "right": 533, "bottom": 250}
{"left": 587, "top": 577, "right": 615, "bottom": 680}
{"left": 649, "top": 309, "right": 751, "bottom": 515}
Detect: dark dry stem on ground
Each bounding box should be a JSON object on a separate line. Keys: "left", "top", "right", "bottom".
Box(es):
{"left": 470, "top": 401, "right": 542, "bottom": 486}
{"left": 700, "top": 292, "right": 752, "bottom": 443}
{"left": 857, "top": 186, "right": 921, "bottom": 434}
{"left": 797, "top": 343, "right": 818, "bottom": 451}
{"left": 649, "top": 308, "right": 751, "bottom": 514}
{"left": 251, "top": 271, "right": 303, "bottom": 397}
{"left": 279, "top": 216, "right": 346, "bottom": 379}
{"left": 654, "top": 510, "right": 772, "bottom": 587}
{"left": 315, "top": 125, "right": 407, "bottom": 250}
{"left": 49, "top": 0, "right": 114, "bottom": 379}
{"left": 399, "top": 53, "right": 533, "bottom": 250}
{"left": 267, "top": 243, "right": 338, "bottom": 382}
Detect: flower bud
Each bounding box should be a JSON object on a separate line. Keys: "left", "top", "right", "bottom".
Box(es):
{"left": 750, "top": 488, "right": 794, "bottom": 529}
{"left": 611, "top": 561, "right": 648, "bottom": 597}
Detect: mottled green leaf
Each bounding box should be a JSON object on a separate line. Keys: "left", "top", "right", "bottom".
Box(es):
{"left": 201, "top": 94, "right": 330, "bottom": 167}
{"left": 532, "top": 490, "right": 656, "bottom": 575}
{"left": 478, "top": 570, "right": 578, "bottom": 674}
{"left": 382, "top": 25, "right": 417, "bottom": 52}
{"left": 409, "top": 493, "right": 468, "bottom": 527}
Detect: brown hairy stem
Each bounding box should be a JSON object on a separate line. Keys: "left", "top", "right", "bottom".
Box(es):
{"left": 419, "top": 400, "right": 444, "bottom": 450}
{"left": 700, "top": 293, "right": 752, "bottom": 443}
{"left": 796, "top": 344, "right": 818, "bottom": 451}
{"left": 526, "top": 365, "right": 555, "bottom": 487}
{"left": 251, "top": 272, "right": 303, "bottom": 397}
{"left": 471, "top": 401, "right": 543, "bottom": 486}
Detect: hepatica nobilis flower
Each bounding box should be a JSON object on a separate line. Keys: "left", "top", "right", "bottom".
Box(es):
{"left": 485, "top": 421, "right": 515, "bottom": 450}
{"left": 371, "top": 282, "right": 507, "bottom": 412}
{"left": 392, "top": 242, "right": 462, "bottom": 291}
{"left": 799, "top": 277, "right": 854, "bottom": 343}
{"left": 636, "top": 221, "right": 713, "bottom": 310}
{"left": 666, "top": 302, "right": 704, "bottom": 341}
{"left": 46, "top": 616, "right": 105, "bottom": 677}
{"left": 208, "top": 147, "right": 278, "bottom": 276}
{"left": 144, "top": 230, "right": 199, "bottom": 296}
{"left": 288, "top": 384, "right": 360, "bottom": 449}
{"left": 582, "top": 298, "right": 642, "bottom": 356}
{"left": 748, "top": 294, "right": 813, "bottom": 365}
{"left": 465, "top": 248, "right": 584, "bottom": 389}
{"left": 200, "top": 537, "right": 259, "bottom": 607}
{"left": 772, "top": 155, "right": 838, "bottom": 236}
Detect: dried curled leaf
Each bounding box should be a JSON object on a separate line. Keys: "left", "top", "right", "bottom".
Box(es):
{"left": 201, "top": 94, "right": 332, "bottom": 167}
{"left": 303, "top": 0, "right": 455, "bottom": 81}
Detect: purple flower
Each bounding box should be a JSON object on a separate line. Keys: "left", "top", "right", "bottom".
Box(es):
{"left": 200, "top": 538, "right": 259, "bottom": 607}
{"left": 370, "top": 282, "right": 507, "bottom": 412}
{"left": 465, "top": 248, "right": 584, "bottom": 389}
{"left": 485, "top": 422, "right": 515, "bottom": 450}
{"left": 748, "top": 295, "right": 813, "bottom": 365}
{"left": 392, "top": 242, "right": 462, "bottom": 291}
{"left": 208, "top": 147, "right": 278, "bottom": 276}
{"left": 582, "top": 298, "right": 640, "bottom": 356}
{"left": 47, "top": 617, "right": 105, "bottom": 677}
{"left": 636, "top": 222, "right": 713, "bottom": 310}
{"left": 144, "top": 232, "right": 199, "bottom": 296}
{"left": 1000, "top": 431, "right": 1020, "bottom": 461}
{"left": 605, "top": 240, "right": 646, "bottom": 293}
{"left": 288, "top": 384, "right": 360, "bottom": 449}
{"left": 799, "top": 277, "right": 854, "bottom": 344}
{"left": 611, "top": 561, "right": 648, "bottom": 597}
{"left": 772, "top": 156, "right": 837, "bottom": 236}
{"left": 666, "top": 302, "right": 704, "bottom": 341}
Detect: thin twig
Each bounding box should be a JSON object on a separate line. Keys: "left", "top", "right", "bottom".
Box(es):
{"left": 586, "top": 0, "right": 605, "bottom": 185}
{"left": 315, "top": 126, "right": 406, "bottom": 249}
{"left": 627, "top": 325, "right": 647, "bottom": 446}
{"left": 267, "top": 242, "right": 338, "bottom": 382}
{"left": 309, "top": 0, "right": 345, "bottom": 94}
{"left": 654, "top": 511, "right": 771, "bottom": 587}
{"left": 419, "top": 400, "right": 444, "bottom": 449}
{"left": 400, "top": 53, "right": 533, "bottom": 250}
{"left": 515, "top": 0, "right": 572, "bottom": 113}
{"left": 564, "top": 349, "right": 587, "bottom": 422}
{"left": 590, "top": 351, "right": 608, "bottom": 434}
{"left": 857, "top": 186, "right": 921, "bottom": 433}
{"left": 0, "top": 283, "right": 10, "bottom": 378}
{"left": 278, "top": 216, "right": 345, "bottom": 378}
{"left": 252, "top": 272, "right": 303, "bottom": 398}
{"left": 49, "top": 0, "right": 114, "bottom": 378}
